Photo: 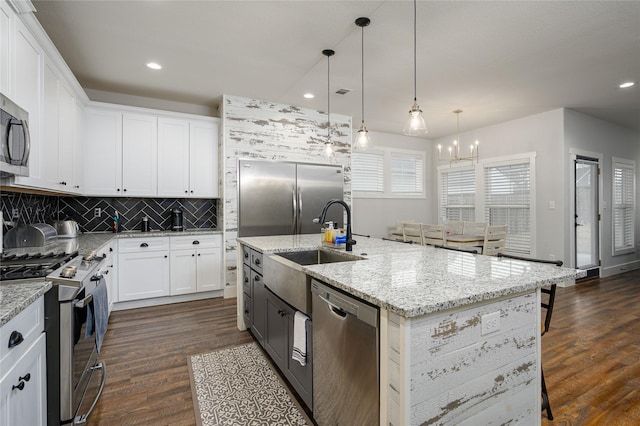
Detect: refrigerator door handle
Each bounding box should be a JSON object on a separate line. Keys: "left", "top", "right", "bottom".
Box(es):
{"left": 292, "top": 189, "right": 298, "bottom": 234}
{"left": 297, "top": 186, "right": 303, "bottom": 233}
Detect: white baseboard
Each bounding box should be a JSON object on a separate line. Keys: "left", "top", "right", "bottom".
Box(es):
{"left": 112, "top": 290, "right": 223, "bottom": 311}
{"left": 224, "top": 285, "right": 237, "bottom": 299}
{"left": 601, "top": 260, "right": 640, "bottom": 278}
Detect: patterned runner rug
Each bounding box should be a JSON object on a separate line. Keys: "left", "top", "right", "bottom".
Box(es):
{"left": 188, "top": 342, "right": 312, "bottom": 426}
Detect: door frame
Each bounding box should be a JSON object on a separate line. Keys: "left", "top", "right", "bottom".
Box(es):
{"left": 569, "top": 149, "right": 603, "bottom": 277}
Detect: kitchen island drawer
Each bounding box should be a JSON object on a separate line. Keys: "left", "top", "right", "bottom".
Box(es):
{"left": 170, "top": 234, "right": 221, "bottom": 250}
{"left": 118, "top": 237, "right": 169, "bottom": 253}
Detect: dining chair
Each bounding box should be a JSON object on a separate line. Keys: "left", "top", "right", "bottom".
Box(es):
{"left": 482, "top": 224, "right": 508, "bottom": 255}
{"left": 401, "top": 221, "right": 423, "bottom": 244}
{"left": 462, "top": 221, "right": 487, "bottom": 236}
{"left": 444, "top": 220, "right": 463, "bottom": 236}
{"left": 497, "top": 253, "right": 563, "bottom": 420}
{"left": 421, "top": 224, "right": 445, "bottom": 246}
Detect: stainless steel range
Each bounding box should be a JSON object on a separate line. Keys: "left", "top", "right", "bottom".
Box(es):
{"left": 0, "top": 249, "right": 107, "bottom": 425}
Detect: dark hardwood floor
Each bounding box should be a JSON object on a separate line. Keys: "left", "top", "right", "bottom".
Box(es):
{"left": 88, "top": 297, "right": 252, "bottom": 425}
{"left": 541, "top": 269, "right": 640, "bottom": 426}
{"left": 88, "top": 270, "right": 640, "bottom": 425}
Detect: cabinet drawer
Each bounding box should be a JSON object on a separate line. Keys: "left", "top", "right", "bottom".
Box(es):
{"left": 0, "top": 297, "right": 44, "bottom": 370}
{"left": 118, "top": 237, "right": 169, "bottom": 253}
{"left": 251, "top": 250, "right": 263, "bottom": 274}
{"left": 242, "top": 246, "right": 250, "bottom": 266}
{"left": 170, "top": 234, "right": 221, "bottom": 250}
{"left": 243, "top": 295, "right": 252, "bottom": 327}
{"left": 242, "top": 264, "right": 251, "bottom": 295}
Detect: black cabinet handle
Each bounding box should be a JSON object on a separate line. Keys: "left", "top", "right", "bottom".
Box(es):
{"left": 197, "top": 253, "right": 201, "bottom": 257}
{"left": 19, "top": 373, "right": 30, "bottom": 382}
{"left": 74, "top": 185, "right": 80, "bottom": 189}
{"left": 117, "top": 188, "right": 120, "bottom": 192}
{"left": 254, "top": 275, "right": 260, "bottom": 281}
{"left": 140, "top": 243, "right": 149, "bottom": 247}
{"left": 244, "top": 252, "right": 249, "bottom": 259}
{"left": 124, "top": 188, "right": 127, "bottom": 192}
{"left": 193, "top": 240, "right": 200, "bottom": 245}
{"left": 164, "top": 255, "right": 168, "bottom": 258}
{"left": 190, "top": 190, "right": 193, "bottom": 193}
{"left": 185, "top": 190, "right": 188, "bottom": 194}
{"left": 254, "top": 258, "right": 261, "bottom": 265}
{"left": 8, "top": 331, "right": 24, "bottom": 348}
{"left": 104, "top": 270, "right": 110, "bottom": 275}
{"left": 244, "top": 277, "right": 249, "bottom": 283}
{"left": 109, "top": 247, "right": 113, "bottom": 252}
{"left": 12, "top": 381, "right": 25, "bottom": 391}
{"left": 192, "top": 254, "right": 195, "bottom": 257}
{"left": 244, "top": 309, "right": 249, "bottom": 315}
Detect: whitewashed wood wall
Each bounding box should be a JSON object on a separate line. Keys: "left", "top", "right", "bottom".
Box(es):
{"left": 221, "top": 94, "right": 352, "bottom": 289}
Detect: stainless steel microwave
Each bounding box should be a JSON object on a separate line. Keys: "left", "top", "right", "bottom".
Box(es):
{"left": 1, "top": 92, "right": 30, "bottom": 177}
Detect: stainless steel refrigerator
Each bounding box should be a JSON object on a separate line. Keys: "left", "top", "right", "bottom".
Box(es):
{"left": 238, "top": 160, "right": 344, "bottom": 237}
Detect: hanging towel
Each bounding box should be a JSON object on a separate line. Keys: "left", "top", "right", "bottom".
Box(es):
{"left": 86, "top": 276, "right": 109, "bottom": 353}
{"left": 292, "top": 311, "right": 309, "bottom": 366}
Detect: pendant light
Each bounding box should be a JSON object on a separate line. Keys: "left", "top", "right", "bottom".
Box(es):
{"left": 403, "top": 0, "right": 428, "bottom": 136}
{"left": 354, "top": 17, "right": 372, "bottom": 150}
{"left": 323, "top": 49, "right": 335, "bottom": 157}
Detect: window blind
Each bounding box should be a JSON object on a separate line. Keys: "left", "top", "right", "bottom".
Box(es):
{"left": 613, "top": 160, "right": 635, "bottom": 254}
{"left": 440, "top": 169, "right": 475, "bottom": 222}
{"left": 484, "top": 161, "right": 531, "bottom": 254}
{"left": 352, "top": 152, "right": 384, "bottom": 192}
{"left": 391, "top": 153, "right": 423, "bottom": 194}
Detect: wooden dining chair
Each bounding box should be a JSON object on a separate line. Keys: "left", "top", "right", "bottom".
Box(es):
{"left": 421, "top": 224, "right": 445, "bottom": 246}
{"left": 401, "top": 221, "right": 423, "bottom": 244}
{"left": 462, "top": 221, "right": 487, "bottom": 236}
{"left": 482, "top": 224, "right": 508, "bottom": 256}
{"left": 444, "top": 220, "right": 463, "bottom": 236}
{"left": 497, "top": 253, "right": 563, "bottom": 420}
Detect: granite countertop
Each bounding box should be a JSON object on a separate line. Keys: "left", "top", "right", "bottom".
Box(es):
{"left": 0, "top": 281, "right": 52, "bottom": 327}
{"left": 238, "top": 234, "right": 585, "bottom": 318}
{"left": 1, "top": 229, "right": 221, "bottom": 325}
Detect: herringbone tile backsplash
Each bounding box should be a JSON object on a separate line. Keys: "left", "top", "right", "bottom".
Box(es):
{"left": 1, "top": 192, "right": 217, "bottom": 233}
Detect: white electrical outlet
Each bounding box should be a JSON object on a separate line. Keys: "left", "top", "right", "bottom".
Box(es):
{"left": 11, "top": 208, "right": 19, "bottom": 218}
{"left": 94, "top": 208, "right": 102, "bottom": 218}
{"left": 481, "top": 311, "right": 501, "bottom": 335}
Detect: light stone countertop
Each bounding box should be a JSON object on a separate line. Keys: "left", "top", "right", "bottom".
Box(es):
{"left": 0, "top": 281, "right": 52, "bottom": 327}
{"left": 1, "top": 229, "right": 221, "bottom": 325}
{"left": 238, "top": 234, "right": 586, "bottom": 318}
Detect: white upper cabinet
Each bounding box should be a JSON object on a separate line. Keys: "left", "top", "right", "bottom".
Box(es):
{"left": 83, "top": 107, "right": 122, "bottom": 196}
{"left": 157, "top": 117, "right": 219, "bottom": 198}
{"left": 122, "top": 113, "right": 157, "bottom": 196}
{"left": 0, "top": 0, "right": 14, "bottom": 96}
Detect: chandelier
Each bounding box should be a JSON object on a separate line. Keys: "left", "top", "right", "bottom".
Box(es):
{"left": 437, "top": 109, "right": 479, "bottom": 165}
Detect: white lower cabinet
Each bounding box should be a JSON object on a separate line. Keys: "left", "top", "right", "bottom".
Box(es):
{"left": 97, "top": 240, "right": 118, "bottom": 313}
{"left": 118, "top": 238, "right": 170, "bottom": 302}
{"left": 0, "top": 334, "right": 46, "bottom": 426}
{"left": 170, "top": 235, "right": 223, "bottom": 295}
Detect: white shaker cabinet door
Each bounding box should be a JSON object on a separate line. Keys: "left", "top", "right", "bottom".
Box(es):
{"left": 196, "top": 247, "right": 223, "bottom": 292}
{"left": 57, "top": 82, "right": 75, "bottom": 191}
{"left": 0, "top": 333, "right": 47, "bottom": 426}
{"left": 41, "top": 62, "right": 60, "bottom": 189}
{"left": 83, "top": 108, "right": 122, "bottom": 196}
{"left": 0, "top": 0, "right": 14, "bottom": 96}
{"left": 170, "top": 250, "right": 197, "bottom": 295}
{"left": 157, "top": 117, "right": 189, "bottom": 197}
{"left": 189, "top": 120, "right": 218, "bottom": 198}
{"left": 118, "top": 251, "right": 170, "bottom": 301}
{"left": 122, "top": 113, "right": 157, "bottom": 197}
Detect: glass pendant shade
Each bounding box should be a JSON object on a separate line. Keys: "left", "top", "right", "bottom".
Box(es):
{"left": 403, "top": 102, "right": 428, "bottom": 136}
{"left": 324, "top": 141, "right": 334, "bottom": 157}
{"left": 355, "top": 124, "right": 371, "bottom": 150}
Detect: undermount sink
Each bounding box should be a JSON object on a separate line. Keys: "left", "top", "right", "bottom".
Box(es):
{"left": 263, "top": 249, "right": 364, "bottom": 315}
{"left": 276, "top": 249, "right": 364, "bottom": 266}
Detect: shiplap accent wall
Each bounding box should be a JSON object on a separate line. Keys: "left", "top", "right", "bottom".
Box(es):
{"left": 221, "top": 94, "right": 352, "bottom": 289}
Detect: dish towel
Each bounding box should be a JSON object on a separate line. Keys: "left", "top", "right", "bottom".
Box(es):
{"left": 292, "top": 311, "right": 309, "bottom": 366}
{"left": 86, "top": 276, "right": 109, "bottom": 354}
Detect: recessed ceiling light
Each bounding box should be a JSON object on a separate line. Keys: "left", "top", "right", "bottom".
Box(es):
{"left": 619, "top": 81, "right": 635, "bottom": 89}
{"left": 304, "top": 93, "right": 314, "bottom": 99}
{"left": 146, "top": 62, "right": 162, "bottom": 70}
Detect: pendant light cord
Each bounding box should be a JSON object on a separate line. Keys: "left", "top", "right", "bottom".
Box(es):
{"left": 413, "top": 0, "right": 417, "bottom": 103}
{"left": 327, "top": 53, "right": 331, "bottom": 140}
{"left": 361, "top": 24, "right": 365, "bottom": 125}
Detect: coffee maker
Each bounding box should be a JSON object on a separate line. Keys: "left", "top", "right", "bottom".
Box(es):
{"left": 171, "top": 208, "right": 184, "bottom": 231}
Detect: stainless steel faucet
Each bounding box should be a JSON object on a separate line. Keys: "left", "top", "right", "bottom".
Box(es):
{"left": 313, "top": 199, "right": 356, "bottom": 251}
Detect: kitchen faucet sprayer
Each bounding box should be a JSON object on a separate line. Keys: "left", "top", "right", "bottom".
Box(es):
{"left": 314, "top": 199, "right": 356, "bottom": 251}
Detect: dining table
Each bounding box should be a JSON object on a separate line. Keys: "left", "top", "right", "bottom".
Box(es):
{"left": 445, "top": 233, "right": 485, "bottom": 250}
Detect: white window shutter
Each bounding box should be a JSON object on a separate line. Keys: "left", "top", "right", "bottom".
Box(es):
{"left": 391, "top": 153, "right": 423, "bottom": 194}
{"left": 613, "top": 159, "right": 635, "bottom": 255}
{"left": 440, "top": 168, "right": 475, "bottom": 222}
{"left": 352, "top": 152, "right": 384, "bottom": 192}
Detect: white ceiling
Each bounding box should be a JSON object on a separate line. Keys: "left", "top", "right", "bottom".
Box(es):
{"left": 32, "top": 0, "right": 640, "bottom": 139}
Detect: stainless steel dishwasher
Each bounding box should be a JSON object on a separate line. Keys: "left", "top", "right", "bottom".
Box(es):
{"left": 311, "top": 279, "right": 379, "bottom": 426}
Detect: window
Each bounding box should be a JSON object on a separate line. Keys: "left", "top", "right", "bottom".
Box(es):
{"left": 352, "top": 147, "right": 425, "bottom": 198}
{"left": 439, "top": 167, "right": 475, "bottom": 222}
{"left": 484, "top": 160, "right": 532, "bottom": 255}
{"left": 612, "top": 158, "right": 636, "bottom": 256}
{"left": 352, "top": 151, "right": 384, "bottom": 193}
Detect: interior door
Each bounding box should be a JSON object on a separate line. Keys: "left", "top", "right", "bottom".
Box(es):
{"left": 574, "top": 157, "right": 600, "bottom": 278}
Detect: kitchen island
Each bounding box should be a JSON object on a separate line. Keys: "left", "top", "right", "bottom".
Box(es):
{"left": 236, "top": 235, "right": 584, "bottom": 425}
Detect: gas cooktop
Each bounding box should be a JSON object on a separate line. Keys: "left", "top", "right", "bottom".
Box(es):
{"left": 0, "top": 251, "right": 79, "bottom": 281}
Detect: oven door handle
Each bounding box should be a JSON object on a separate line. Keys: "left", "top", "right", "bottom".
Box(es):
{"left": 74, "top": 361, "right": 107, "bottom": 425}
{"left": 74, "top": 294, "right": 93, "bottom": 309}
